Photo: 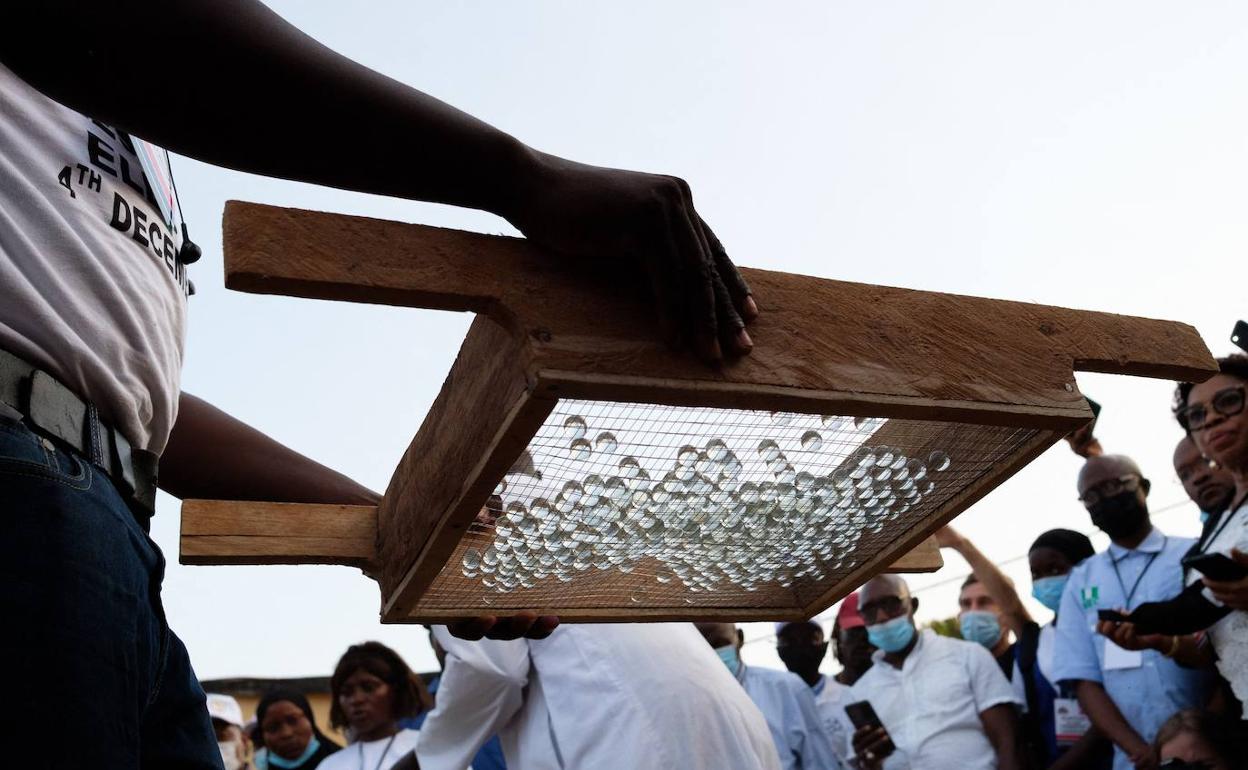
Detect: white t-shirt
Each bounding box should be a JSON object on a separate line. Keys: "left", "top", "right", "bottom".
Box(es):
{"left": 1186, "top": 499, "right": 1248, "bottom": 712}
{"left": 319, "top": 729, "right": 420, "bottom": 770}
{"left": 420, "top": 623, "right": 782, "bottom": 770}
{"left": 844, "top": 630, "right": 1020, "bottom": 770}
{"left": 812, "top": 675, "right": 854, "bottom": 768}
{"left": 0, "top": 63, "right": 188, "bottom": 452}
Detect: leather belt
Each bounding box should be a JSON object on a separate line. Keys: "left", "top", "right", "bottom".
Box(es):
{"left": 0, "top": 348, "right": 158, "bottom": 518}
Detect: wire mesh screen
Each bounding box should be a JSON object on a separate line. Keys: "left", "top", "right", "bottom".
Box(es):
{"left": 410, "top": 400, "right": 1042, "bottom": 617}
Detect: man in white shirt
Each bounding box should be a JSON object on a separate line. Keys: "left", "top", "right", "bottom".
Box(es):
{"left": 697, "top": 622, "right": 841, "bottom": 770}
{"left": 418, "top": 623, "right": 782, "bottom": 770}
{"left": 849, "top": 575, "right": 1022, "bottom": 770}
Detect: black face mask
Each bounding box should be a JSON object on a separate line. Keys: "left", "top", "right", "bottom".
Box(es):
{"left": 778, "top": 642, "right": 828, "bottom": 677}
{"left": 1089, "top": 492, "right": 1148, "bottom": 541}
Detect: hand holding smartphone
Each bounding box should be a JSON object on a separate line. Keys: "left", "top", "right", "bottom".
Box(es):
{"left": 1182, "top": 551, "right": 1248, "bottom": 582}
{"left": 846, "top": 700, "right": 896, "bottom": 762}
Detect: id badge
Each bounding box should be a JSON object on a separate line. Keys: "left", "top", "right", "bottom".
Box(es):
{"left": 1054, "top": 698, "right": 1092, "bottom": 745}
{"left": 1103, "top": 639, "right": 1143, "bottom": 670}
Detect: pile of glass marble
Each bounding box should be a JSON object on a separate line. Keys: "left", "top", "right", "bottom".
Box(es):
{"left": 459, "top": 401, "right": 952, "bottom": 599}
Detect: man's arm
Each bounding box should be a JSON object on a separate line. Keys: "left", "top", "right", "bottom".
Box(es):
{"left": 160, "top": 392, "right": 379, "bottom": 504}
{"left": 1075, "top": 680, "right": 1156, "bottom": 769}
{"left": 978, "top": 703, "right": 1022, "bottom": 770}
{"left": 1, "top": 0, "right": 756, "bottom": 359}
{"left": 936, "top": 525, "right": 1033, "bottom": 636}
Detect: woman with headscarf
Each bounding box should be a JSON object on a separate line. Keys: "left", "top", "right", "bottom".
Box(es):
{"left": 254, "top": 690, "right": 341, "bottom": 770}
{"left": 318, "top": 642, "right": 429, "bottom": 770}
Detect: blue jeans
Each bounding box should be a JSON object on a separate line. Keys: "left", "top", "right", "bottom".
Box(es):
{"left": 0, "top": 415, "right": 221, "bottom": 768}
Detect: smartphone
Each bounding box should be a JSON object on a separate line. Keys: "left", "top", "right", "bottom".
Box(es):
{"left": 845, "top": 700, "right": 896, "bottom": 755}
{"left": 1182, "top": 551, "right": 1248, "bottom": 581}
{"left": 1233, "top": 320, "right": 1248, "bottom": 353}
{"left": 1097, "top": 609, "right": 1129, "bottom": 623}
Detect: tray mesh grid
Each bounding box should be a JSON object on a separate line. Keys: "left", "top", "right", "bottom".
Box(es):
{"left": 411, "top": 399, "right": 1041, "bottom": 615}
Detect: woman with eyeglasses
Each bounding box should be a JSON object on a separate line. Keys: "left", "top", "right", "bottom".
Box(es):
{"left": 1128, "top": 355, "right": 1248, "bottom": 722}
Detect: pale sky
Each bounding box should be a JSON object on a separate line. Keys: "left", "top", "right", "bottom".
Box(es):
{"left": 159, "top": 1, "right": 1248, "bottom": 682}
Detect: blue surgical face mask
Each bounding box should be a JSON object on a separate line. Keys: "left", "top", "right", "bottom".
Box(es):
{"left": 1031, "top": 575, "right": 1068, "bottom": 612}
{"left": 866, "top": 615, "right": 916, "bottom": 653}
{"left": 715, "top": 644, "right": 741, "bottom": 676}
{"left": 267, "top": 737, "right": 321, "bottom": 769}
{"left": 959, "top": 610, "right": 1002, "bottom": 649}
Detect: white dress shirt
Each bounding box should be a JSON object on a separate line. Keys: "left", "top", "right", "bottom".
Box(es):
{"left": 738, "top": 665, "right": 842, "bottom": 770}
{"left": 845, "top": 629, "right": 1020, "bottom": 770}
{"left": 418, "top": 624, "right": 782, "bottom": 770}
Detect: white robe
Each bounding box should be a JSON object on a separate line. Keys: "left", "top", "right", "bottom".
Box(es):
{"left": 417, "top": 623, "right": 782, "bottom": 770}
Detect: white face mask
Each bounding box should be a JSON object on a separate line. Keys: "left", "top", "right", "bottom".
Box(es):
{"left": 218, "top": 741, "right": 244, "bottom": 770}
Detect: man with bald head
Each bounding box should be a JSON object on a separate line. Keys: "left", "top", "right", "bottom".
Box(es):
{"left": 1173, "top": 435, "right": 1236, "bottom": 531}
{"left": 842, "top": 575, "right": 1021, "bottom": 770}
{"left": 694, "top": 622, "right": 840, "bottom": 769}
{"left": 1052, "top": 454, "right": 1211, "bottom": 770}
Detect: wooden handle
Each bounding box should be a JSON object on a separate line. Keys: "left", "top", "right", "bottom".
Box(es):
{"left": 179, "top": 499, "right": 378, "bottom": 569}
{"left": 224, "top": 201, "right": 1215, "bottom": 399}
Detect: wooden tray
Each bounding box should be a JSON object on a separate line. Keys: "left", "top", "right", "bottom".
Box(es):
{"left": 180, "top": 202, "right": 1215, "bottom": 623}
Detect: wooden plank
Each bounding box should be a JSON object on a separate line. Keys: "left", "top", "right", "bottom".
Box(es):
{"left": 179, "top": 500, "right": 377, "bottom": 568}
{"left": 377, "top": 316, "right": 553, "bottom": 616}
{"left": 223, "top": 201, "right": 1217, "bottom": 417}
{"left": 391, "top": 606, "right": 817, "bottom": 624}
{"left": 534, "top": 370, "right": 1092, "bottom": 431}
{"left": 798, "top": 427, "right": 1061, "bottom": 617}
{"left": 886, "top": 537, "right": 943, "bottom": 573}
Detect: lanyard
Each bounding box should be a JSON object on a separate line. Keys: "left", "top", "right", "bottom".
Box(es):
{"left": 358, "top": 734, "right": 398, "bottom": 770}
{"left": 1109, "top": 537, "right": 1165, "bottom": 607}
{"left": 1199, "top": 495, "right": 1247, "bottom": 553}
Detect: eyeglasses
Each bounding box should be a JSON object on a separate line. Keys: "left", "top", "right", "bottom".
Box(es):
{"left": 858, "top": 595, "right": 905, "bottom": 624}
{"left": 1077, "top": 474, "right": 1141, "bottom": 507}
{"left": 1177, "top": 385, "right": 1246, "bottom": 432}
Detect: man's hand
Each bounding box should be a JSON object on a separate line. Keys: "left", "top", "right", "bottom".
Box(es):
{"left": 850, "top": 725, "right": 892, "bottom": 770}
{"left": 447, "top": 611, "right": 559, "bottom": 641}
{"left": 1095, "top": 616, "right": 1170, "bottom": 653}
{"left": 1124, "top": 737, "right": 1158, "bottom": 770}
{"left": 506, "top": 151, "right": 758, "bottom": 363}
{"left": 934, "top": 525, "right": 966, "bottom": 550}
{"left": 1202, "top": 549, "right": 1248, "bottom": 610}
{"left": 1064, "top": 422, "right": 1103, "bottom": 458}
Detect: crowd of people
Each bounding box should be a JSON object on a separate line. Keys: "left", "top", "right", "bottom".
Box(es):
{"left": 196, "top": 354, "right": 1248, "bottom": 770}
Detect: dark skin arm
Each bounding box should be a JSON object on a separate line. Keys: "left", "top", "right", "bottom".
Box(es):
{"left": 0, "top": 0, "right": 756, "bottom": 359}
{"left": 979, "top": 703, "right": 1022, "bottom": 770}
{"left": 161, "top": 393, "right": 380, "bottom": 505}
{"left": 1096, "top": 618, "right": 1213, "bottom": 670}
{"left": 1075, "top": 680, "right": 1157, "bottom": 770}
